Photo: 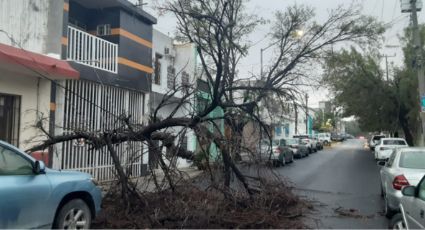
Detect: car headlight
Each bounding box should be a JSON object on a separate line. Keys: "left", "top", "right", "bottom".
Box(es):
{"left": 90, "top": 177, "right": 99, "bottom": 186}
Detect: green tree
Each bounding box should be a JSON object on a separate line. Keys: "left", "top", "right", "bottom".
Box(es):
{"left": 322, "top": 25, "right": 425, "bottom": 145}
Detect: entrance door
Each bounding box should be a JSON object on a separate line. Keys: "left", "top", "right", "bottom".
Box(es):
{"left": 0, "top": 94, "right": 20, "bottom": 146}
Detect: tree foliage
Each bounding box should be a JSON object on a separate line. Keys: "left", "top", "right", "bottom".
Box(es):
{"left": 323, "top": 25, "right": 425, "bottom": 145}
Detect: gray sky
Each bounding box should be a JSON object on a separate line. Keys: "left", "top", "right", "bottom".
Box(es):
{"left": 135, "top": 0, "right": 423, "bottom": 107}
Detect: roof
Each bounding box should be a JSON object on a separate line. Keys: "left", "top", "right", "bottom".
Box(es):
{"left": 71, "top": 0, "right": 157, "bottom": 24}
{"left": 0, "top": 43, "right": 80, "bottom": 79}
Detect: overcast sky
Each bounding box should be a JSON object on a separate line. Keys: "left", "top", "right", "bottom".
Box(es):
{"left": 134, "top": 0, "right": 423, "bottom": 107}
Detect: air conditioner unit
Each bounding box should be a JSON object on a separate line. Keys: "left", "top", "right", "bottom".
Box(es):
{"left": 96, "top": 24, "right": 111, "bottom": 36}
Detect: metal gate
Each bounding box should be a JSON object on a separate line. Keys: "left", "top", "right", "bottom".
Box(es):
{"left": 59, "top": 80, "right": 146, "bottom": 182}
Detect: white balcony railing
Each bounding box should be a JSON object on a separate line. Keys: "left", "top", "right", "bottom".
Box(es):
{"left": 67, "top": 26, "right": 118, "bottom": 73}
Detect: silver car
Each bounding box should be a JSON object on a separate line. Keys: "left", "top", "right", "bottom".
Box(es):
{"left": 379, "top": 148, "right": 425, "bottom": 218}
{"left": 389, "top": 175, "right": 425, "bottom": 229}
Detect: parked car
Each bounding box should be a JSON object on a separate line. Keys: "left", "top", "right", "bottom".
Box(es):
{"left": 282, "top": 138, "right": 309, "bottom": 158}
{"left": 389, "top": 175, "right": 425, "bottom": 229}
{"left": 313, "top": 136, "right": 324, "bottom": 150}
{"left": 258, "top": 139, "right": 293, "bottom": 166}
{"left": 0, "top": 140, "right": 102, "bottom": 229}
{"left": 369, "top": 134, "right": 386, "bottom": 151}
{"left": 378, "top": 147, "right": 425, "bottom": 218}
{"left": 317, "top": 132, "right": 331, "bottom": 146}
{"left": 331, "top": 132, "right": 344, "bottom": 142}
{"left": 374, "top": 138, "right": 408, "bottom": 161}
{"left": 293, "top": 135, "right": 317, "bottom": 153}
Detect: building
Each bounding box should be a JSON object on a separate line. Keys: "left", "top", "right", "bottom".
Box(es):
{"left": 150, "top": 29, "right": 198, "bottom": 168}
{"left": 0, "top": 0, "right": 156, "bottom": 181}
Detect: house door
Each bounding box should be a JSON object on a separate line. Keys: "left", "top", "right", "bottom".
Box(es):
{"left": 0, "top": 94, "right": 20, "bottom": 146}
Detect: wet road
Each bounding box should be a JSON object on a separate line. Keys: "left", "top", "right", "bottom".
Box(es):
{"left": 276, "top": 139, "right": 388, "bottom": 229}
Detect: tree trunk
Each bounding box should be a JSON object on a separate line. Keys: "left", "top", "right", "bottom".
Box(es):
{"left": 399, "top": 112, "right": 414, "bottom": 146}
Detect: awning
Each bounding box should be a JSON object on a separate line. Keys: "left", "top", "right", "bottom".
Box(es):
{"left": 0, "top": 43, "right": 79, "bottom": 79}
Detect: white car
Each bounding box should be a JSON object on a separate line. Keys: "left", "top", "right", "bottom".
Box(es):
{"left": 317, "top": 132, "right": 331, "bottom": 146}
{"left": 375, "top": 138, "right": 408, "bottom": 160}
{"left": 369, "top": 134, "right": 386, "bottom": 151}
{"left": 378, "top": 148, "right": 425, "bottom": 218}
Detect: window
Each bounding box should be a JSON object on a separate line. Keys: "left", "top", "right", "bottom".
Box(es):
{"left": 182, "top": 71, "right": 190, "bottom": 93}
{"left": 386, "top": 150, "right": 397, "bottom": 167}
{"left": 96, "top": 24, "right": 111, "bottom": 36}
{"left": 0, "top": 94, "right": 20, "bottom": 146}
{"left": 154, "top": 54, "right": 162, "bottom": 85}
{"left": 167, "top": 66, "right": 176, "bottom": 89}
{"left": 0, "top": 145, "right": 33, "bottom": 175}
{"left": 399, "top": 151, "right": 425, "bottom": 169}
{"left": 383, "top": 140, "right": 407, "bottom": 145}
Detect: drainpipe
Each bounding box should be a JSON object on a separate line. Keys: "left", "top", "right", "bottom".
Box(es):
{"left": 48, "top": 81, "right": 57, "bottom": 167}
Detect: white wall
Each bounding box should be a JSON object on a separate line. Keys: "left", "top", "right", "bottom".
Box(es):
{"left": 151, "top": 29, "right": 197, "bottom": 98}
{"left": 0, "top": 70, "right": 51, "bottom": 150}
{"left": 151, "top": 29, "right": 198, "bottom": 168}
{"left": 0, "top": 0, "right": 64, "bottom": 56}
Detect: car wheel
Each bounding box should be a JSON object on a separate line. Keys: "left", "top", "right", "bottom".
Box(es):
{"left": 53, "top": 199, "right": 92, "bottom": 229}
{"left": 389, "top": 213, "right": 406, "bottom": 229}
{"left": 384, "top": 195, "right": 396, "bottom": 218}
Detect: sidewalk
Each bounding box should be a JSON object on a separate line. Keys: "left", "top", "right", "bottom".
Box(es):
{"left": 133, "top": 166, "right": 203, "bottom": 192}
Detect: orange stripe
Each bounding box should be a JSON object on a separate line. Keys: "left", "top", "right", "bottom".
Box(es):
{"left": 50, "top": 103, "right": 56, "bottom": 111}
{"left": 61, "top": 37, "right": 68, "bottom": 46}
{"left": 111, "top": 28, "right": 153, "bottom": 48}
{"left": 64, "top": 2, "right": 69, "bottom": 11}
{"left": 118, "top": 57, "right": 153, "bottom": 74}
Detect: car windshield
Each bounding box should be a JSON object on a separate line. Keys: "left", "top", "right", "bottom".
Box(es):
{"left": 383, "top": 140, "right": 406, "bottom": 145}
{"left": 399, "top": 151, "right": 425, "bottom": 169}
{"left": 373, "top": 136, "right": 385, "bottom": 141}
{"left": 285, "top": 139, "right": 298, "bottom": 145}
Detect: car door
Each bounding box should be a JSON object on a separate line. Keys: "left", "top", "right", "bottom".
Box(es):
{"left": 0, "top": 144, "right": 52, "bottom": 229}
{"left": 405, "top": 177, "right": 425, "bottom": 229}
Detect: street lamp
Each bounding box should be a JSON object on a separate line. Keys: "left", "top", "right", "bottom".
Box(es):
{"left": 260, "top": 40, "right": 280, "bottom": 79}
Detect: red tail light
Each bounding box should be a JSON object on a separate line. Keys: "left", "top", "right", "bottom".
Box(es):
{"left": 273, "top": 148, "right": 281, "bottom": 155}
{"left": 392, "top": 175, "right": 409, "bottom": 190}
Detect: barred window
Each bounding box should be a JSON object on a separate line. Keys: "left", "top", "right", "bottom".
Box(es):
{"left": 167, "top": 66, "right": 176, "bottom": 89}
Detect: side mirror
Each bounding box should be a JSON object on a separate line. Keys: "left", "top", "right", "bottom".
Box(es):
{"left": 377, "top": 161, "right": 386, "bottom": 166}
{"left": 33, "top": 161, "right": 46, "bottom": 174}
{"left": 402, "top": 186, "right": 416, "bottom": 197}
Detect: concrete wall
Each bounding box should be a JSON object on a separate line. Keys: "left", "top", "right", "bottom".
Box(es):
{"left": 0, "top": 0, "right": 64, "bottom": 57}
{"left": 0, "top": 70, "right": 51, "bottom": 150}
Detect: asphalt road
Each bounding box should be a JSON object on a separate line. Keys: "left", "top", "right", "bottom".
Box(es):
{"left": 276, "top": 139, "right": 388, "bottom": 229}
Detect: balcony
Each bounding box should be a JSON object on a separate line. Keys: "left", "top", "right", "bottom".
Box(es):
{"left": 67, "top": 26, "right": 118, "bottom": 73}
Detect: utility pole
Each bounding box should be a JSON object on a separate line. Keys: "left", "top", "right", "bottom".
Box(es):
{"left": 305, "top": 93, "right": 309, "bottom": 134}
{"left": 380, "top": 54, "right": 396, "bottom": 81}
{"left": 403, "top": 0, "right": 425, "bottom": 145}
{"left": 294, "top": 104, "right": 298, "bottom": 135}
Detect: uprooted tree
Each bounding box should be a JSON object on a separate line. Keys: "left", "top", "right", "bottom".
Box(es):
{"left": 26, "top": 0, "right": 384, "bottom": 227}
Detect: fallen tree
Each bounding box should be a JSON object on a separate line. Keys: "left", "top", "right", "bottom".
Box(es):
{"left": 25, "top": 0, "right": 384, "bottom": 226}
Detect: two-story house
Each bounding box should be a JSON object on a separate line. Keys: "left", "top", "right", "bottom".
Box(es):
{"left": 0, "top": 0, "right": 156, "bottom": 181}
{"left": 150, "top": 29, "right": 198, "bottom": 168}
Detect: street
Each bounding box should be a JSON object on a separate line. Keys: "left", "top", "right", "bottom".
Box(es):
{"left": 276, "top": 139, "right": 387, "bottom": 229}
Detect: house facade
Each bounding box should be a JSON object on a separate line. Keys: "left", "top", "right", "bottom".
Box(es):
{"left": 150, "top": 29, "right": 198, "bottom": 168}
{"left": 0, "top": 0, "right": 157, "bottom": 181}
